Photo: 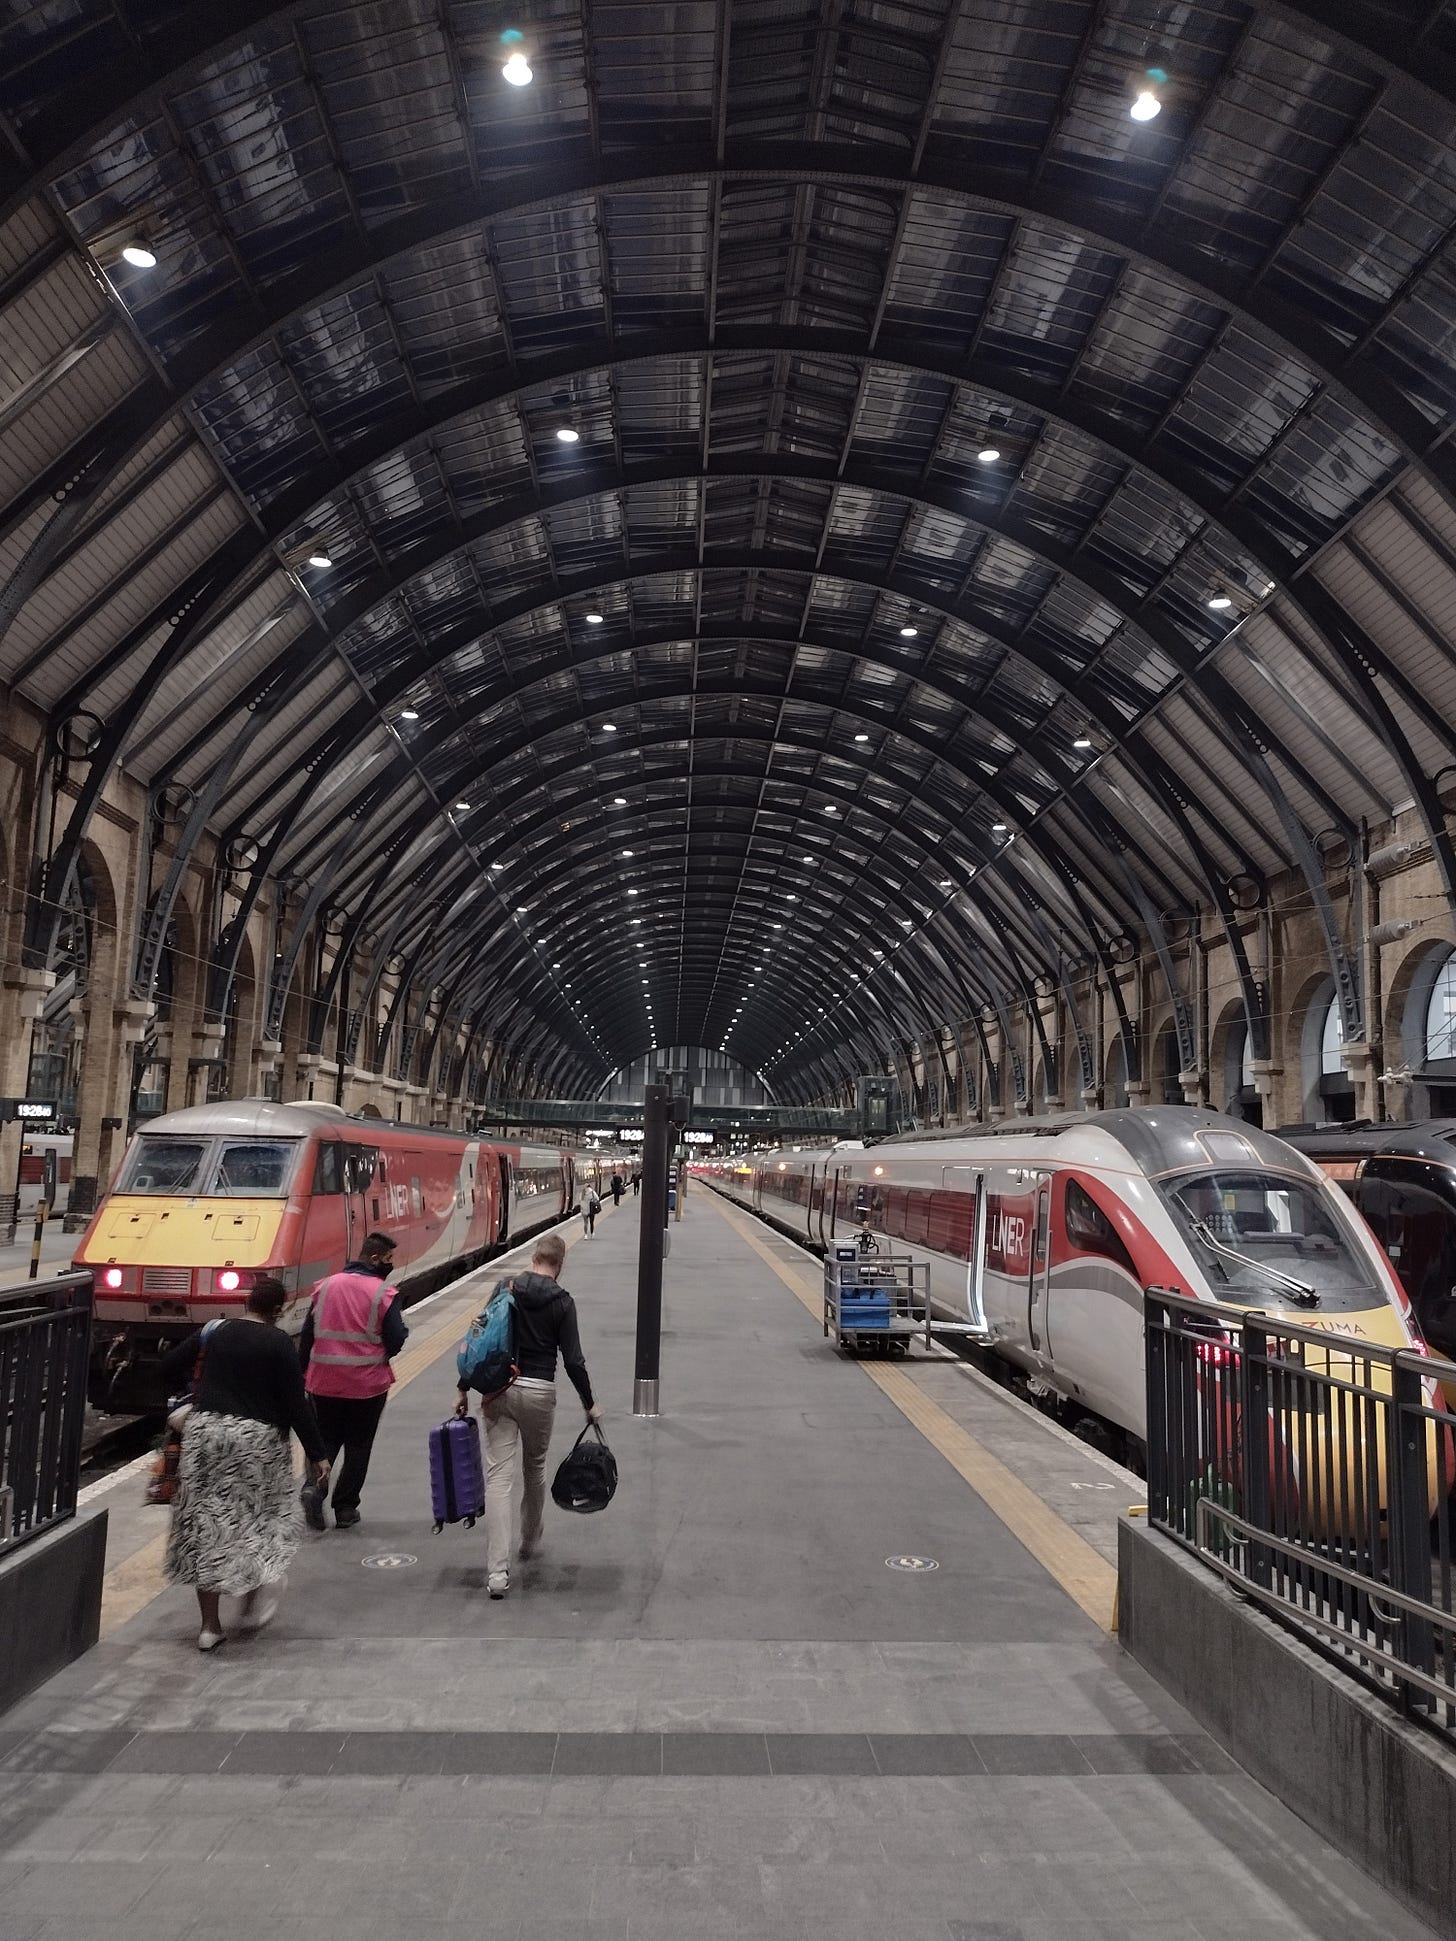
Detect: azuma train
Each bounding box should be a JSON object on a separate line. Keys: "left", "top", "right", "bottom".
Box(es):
{"left": 712, "top": 1106, "right": 1426, "bottom": 1465}
{"left": 73, "top": 1100, "right": 599, "bottom": 1411}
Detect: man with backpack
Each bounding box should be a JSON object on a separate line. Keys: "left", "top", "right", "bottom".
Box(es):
{"left": 582, "top": 1182, "right": 602, "bottom": 1235}
{"left": 455, "top": 1230, "right": 599, "bottom": 1598}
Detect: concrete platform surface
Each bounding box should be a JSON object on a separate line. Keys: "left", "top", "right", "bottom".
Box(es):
{"left": 0, "top": 1189, "right": 1437, "bottom": 1940}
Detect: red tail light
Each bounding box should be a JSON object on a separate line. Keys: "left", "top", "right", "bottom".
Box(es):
{"left": 1196, "top": 1341, "right": 1229, "bottom": 1366}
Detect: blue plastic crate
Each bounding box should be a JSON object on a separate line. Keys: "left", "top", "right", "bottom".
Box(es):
{"left": 839, "top": 1295, "right": 892, "bottom": 1328}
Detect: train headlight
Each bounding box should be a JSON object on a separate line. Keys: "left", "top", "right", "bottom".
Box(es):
{"left": 217, "top": 1269, "right": 241, "bottom": 1292}
{"left": 103, "top": 1266, "right": 123, "bottom": 1289}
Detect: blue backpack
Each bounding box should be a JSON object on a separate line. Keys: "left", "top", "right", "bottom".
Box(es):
{"left": 456, "top": 1280, "right": 518, "bottom": 1397}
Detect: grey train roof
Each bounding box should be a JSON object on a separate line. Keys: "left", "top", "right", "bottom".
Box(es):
{"left": 886, "top": 1106, "right": 1324, "bottom": 1179}
{"left": 7, "top": 2, "right": 1456, "bottom": 1096}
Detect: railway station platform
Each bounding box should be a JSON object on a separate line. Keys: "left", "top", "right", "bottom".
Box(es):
{"left": 0, "top": 1190, "right": 1437, "bottom": 1941}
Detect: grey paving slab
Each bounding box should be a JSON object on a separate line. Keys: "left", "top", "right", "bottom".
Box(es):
{"left": 0, "top": 1196, "right": 1441, "bottom": 1940}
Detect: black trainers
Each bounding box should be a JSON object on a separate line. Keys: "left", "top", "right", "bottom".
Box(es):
{"left": 334, "top": 1508, "right": 361, "bottom": 1529}
{"left": 300, "top": 1481, "right": 327, "bottom": 1532}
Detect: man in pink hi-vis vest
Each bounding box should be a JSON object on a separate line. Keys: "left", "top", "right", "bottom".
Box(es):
{"left": 298, "top": 1231, "right": 409, "bottom": 1530}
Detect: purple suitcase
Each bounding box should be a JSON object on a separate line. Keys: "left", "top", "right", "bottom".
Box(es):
{"left": 430, "top": 1416, "right": 486, "bottom": 1530}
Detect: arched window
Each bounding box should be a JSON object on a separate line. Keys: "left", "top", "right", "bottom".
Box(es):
{"left": 1316, "top": 994, "right": 1356, "bottom": 1124}
{"left": 1106, "top": 1035, "right": 1129, "bottom": 1109}
{"left": 1223, "top": 1017, "right": 1262, "bottom": 1128}
{"left": 1426, "top": 957, "right": 1456, "bottom": 1067}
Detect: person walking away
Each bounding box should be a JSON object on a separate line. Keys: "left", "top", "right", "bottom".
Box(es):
{"left": 631, "top": 1170, "right": 640, "bottom": 1197}
{"left": 161, "top": 1277, "right": 329, "bottom": 1651}
{"left": 299, "top": 1230, "right": 408, "bottom": 1529}
{"left": 582, "top": 1183, "right": 601, "bottom": 1236}
{"left": 455, "top": 1230, "right": 598, "bottom": 1599}
{"left": 610, "top": 1171, "right": 624, "bottom": 1208}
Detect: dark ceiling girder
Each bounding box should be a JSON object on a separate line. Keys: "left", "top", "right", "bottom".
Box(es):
{"left": 410, "top": 838, "right": 979, "bottom": 1062}
{"left": 7, "top": 0, "right": 1452, "bottom": 231}
{"left": 19, "top": 139, "right": 1456, "bottom": 619}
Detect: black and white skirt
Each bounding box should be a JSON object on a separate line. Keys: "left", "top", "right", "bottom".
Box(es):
{"left": 164, "top": 1411, "right": 301, "bottom": 1595}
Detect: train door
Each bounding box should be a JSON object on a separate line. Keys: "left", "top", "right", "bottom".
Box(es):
{"left": 337, "top": 1143, "right": 374, "bottom": 1260}
{"left": 497, "top": 1155, "right": 512, "bottom": 1243}
{"left": 825, "top": 1168, "right": 840, "bottom": 1243}
{"left": 1027, "top": 1174, "right": 1052, "bottom": 1355}
{"left": 943, "top": 1165, "right": 989, "bottom": 1333}
{"left": 806, "top": 1163, "right": 820, "bottom": 1241}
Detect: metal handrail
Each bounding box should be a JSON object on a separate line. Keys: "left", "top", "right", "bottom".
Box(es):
{"left": 1194, "top": 1498, "right": 1456, "bottom": 1712}
{"left": 1144, "top": 1285, "right": 1456, "bottom": 1733}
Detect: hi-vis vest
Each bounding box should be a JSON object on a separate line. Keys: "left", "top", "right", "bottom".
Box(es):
{"left": 305, "top": 1270, "right": 398, "bottom": 1399}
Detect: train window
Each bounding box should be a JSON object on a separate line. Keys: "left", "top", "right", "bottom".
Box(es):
{"left": 211, "top": 1141, "right": 298, "bottom": 1196}
{"left": 343, "top": 1147, "right": 378, "bottom": 1195}
{"left": 1064, "top": 1179, "right": 1134, "bottom": 1274}
{"left": 411, "top": 1176, "right": 423, "bottom": 1219}
{"left": 1356, "top": 1165, "right": 1456, "bottom": 1357}
{"left": 1163, "top": 1169, "right": 1378, "bottom": 1306}
{"left": 312, "top": 1143, "right": 343, "bottom": 1196}
{"left": 119, "top": 1138, "right": 206, "bottom": 1194}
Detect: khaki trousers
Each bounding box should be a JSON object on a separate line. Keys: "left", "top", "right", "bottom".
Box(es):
{"left": 482, "top": 1384, "right": 556, "bottom": 1576}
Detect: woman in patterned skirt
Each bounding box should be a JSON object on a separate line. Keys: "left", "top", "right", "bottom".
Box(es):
{"left": 161, "top": 1276, "right": 330, "bottom": 1651}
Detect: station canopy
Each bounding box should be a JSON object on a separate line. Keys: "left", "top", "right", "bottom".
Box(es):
{"left": 5, "top": 0, "right": 1456, "bottom": 1101}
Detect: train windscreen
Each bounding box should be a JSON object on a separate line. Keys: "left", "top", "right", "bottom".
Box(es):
{"left": 1162, "top": 1169, "right": 1381, "bottom": 1308}
{"left": 118, "top": 1135, "right": 301, "bottom": 1197}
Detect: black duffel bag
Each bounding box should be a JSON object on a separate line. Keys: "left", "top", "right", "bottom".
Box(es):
{"left": 551, "top": 1421, "right": 618, "bottom": 1514}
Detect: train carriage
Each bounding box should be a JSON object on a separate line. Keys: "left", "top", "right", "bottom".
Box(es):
{"left": 720, "top": 1107, "right": 1426, "bottom": 1465}
{"left": 74, "top": 1100, "right": 579, "bottom": 1411}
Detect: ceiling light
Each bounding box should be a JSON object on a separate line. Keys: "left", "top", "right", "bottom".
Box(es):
{"left": 854, "top": 733, "right": 869, "bottom": 743}
{"left": 899, "top": 625, "right": 918, "bottom": 638}
{"left": 399, "top": 708, "right": 419, "bottom": 721}
{"left": 1207, "top": 593, "right": 1234, "bottom": 611}
{"left": 612, "top": 794, "right": 626, "bottom": 804}
{"left": 938, "top": 879, "right": 953, "bottom": 889}
{"left": 120, "top": 240, "right": 157, "bottom": 268}
{"left": 628, "top": 889, "right": 639, "bottom": 896}
{"left": 621, "top": 849, "right": 634, "bottom": 858}
{"left": 1073, "top": 736, "right": 1093, "bottom": 750}
{"left": 456, "top": 801, "right": 470, "bottom": 811}
{"left": 602, "top": 721, "right": 617, "bottom": 732}
{"left": 824, "top": 806, "right": 838, "bottom": 816}
{"left": 555, "top": 426, "right": 580, "bottom": 444}
{"left": 992, "top": 821, "right": 1008, "bottom": 834}
{"left": 1130, "top": 87, "right": 1161, "bottom": 121}
{"left": 306, "top": 550, "right": 333, "bottom": 569}
{"left": 552, "top": 962, "right": 561, "bottom": 970}
{"left": 976, "top": 447, "right": 1001, "bottom": 463}
{"left": 585, "top": 612, "right": 605, "bottom": 625}
{"left": 515, "top": 906, "right": 528, "bottom": 915}
{"left": 502, "top": 48, "right": 533, "bottom": 85}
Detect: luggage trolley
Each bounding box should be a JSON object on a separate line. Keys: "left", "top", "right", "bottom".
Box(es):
{"left": 823, "top": 1239, "right": 930, "bottom": 1356}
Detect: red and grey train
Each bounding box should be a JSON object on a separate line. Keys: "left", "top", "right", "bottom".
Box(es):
{"left": 714, "top": 1106, "right": 1424, "bottom": 1463}
{"left": 74, "top": 1099, "right": 601, "bottom": 1410}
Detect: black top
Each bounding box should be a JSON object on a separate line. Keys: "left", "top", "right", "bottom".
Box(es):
{"left": 457, "top": 1271, "right": 593, "bottom": 1409}
{"left": 161, "top": 1318, "right": 327, "bottom": 1461}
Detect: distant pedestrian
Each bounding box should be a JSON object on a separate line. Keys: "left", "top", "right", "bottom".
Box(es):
{"left": 631, "top": 1170, "right": 641, "bottom": 1196}
{"left": 161, "top": 1277, "right": 329, "bottom": 1652}
{"left": 610, "top": 1171, "right": 624, "bottom": 1207}
{"left": 299, "top": 1230, "right": 408, "bottom": 1530}
{"left": 454, "top": 1231, "right": 598, "bottom": 1598}
{"left": 582, "top": 1184, "right": 602, "bottom": 1235}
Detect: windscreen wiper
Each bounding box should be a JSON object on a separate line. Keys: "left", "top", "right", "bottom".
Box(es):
{"left": 1188, "top": 1219, "right": 1319, "bottom": 1305}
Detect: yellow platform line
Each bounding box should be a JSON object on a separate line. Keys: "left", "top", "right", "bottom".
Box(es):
{"left": 98, "top": 1209, "right": 611, "bottom": 1636}
{"left": 707, "top": 1193, "right": 1118, "bottom": 1634}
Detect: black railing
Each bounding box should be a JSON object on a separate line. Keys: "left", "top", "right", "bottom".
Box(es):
{"left": 1145, "top": 1288, "right": 1456, "bottom": 1732}
{"left": 0, "top": 1272, "right": 93, "bottom": 1558}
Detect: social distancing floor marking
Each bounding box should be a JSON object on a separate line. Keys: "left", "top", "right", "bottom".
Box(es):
{"left": 97, "top": 1200, "right": 622, "bottom": 1636}
{"left": 708, "top": 1193, "right": 1119, "bottom": 1634}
